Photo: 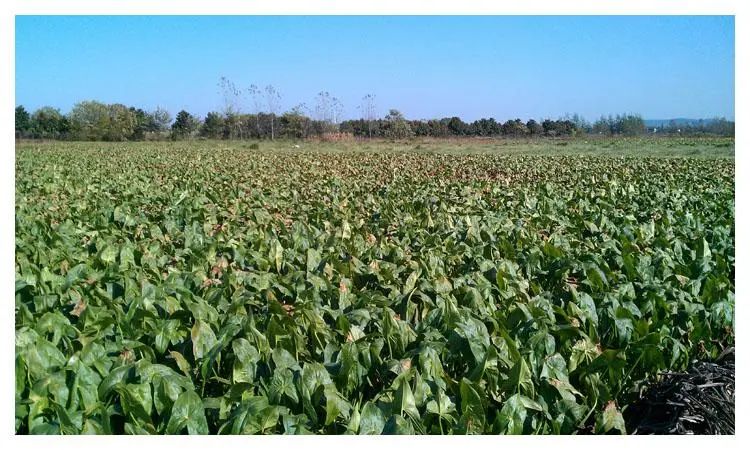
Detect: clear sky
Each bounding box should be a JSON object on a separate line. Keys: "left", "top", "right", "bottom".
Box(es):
{"left": 15, "top": 15, "right": 734, "bottom": 122}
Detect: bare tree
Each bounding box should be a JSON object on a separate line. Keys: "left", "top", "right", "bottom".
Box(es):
{"left": 291, "top": 103, "right": 311, "bottom": 137}
{"left": 315, "top": 91, "right": 333, "bottom": 124}
{"left": 360, "top": 94, "right": 377, "bottom": 139}
{"left": 315, "top": 91, "right": 344, "bottom": 133}
{"left": 248, "top": 84, "right": 262, "bottom": 138}
{"left": 218, "top": 77, "right": 238, "bottom": 115}
{"left": 265, "top": 85, "right": 281, "bottom": 140}
{"left": 218, "top": 76, "right": 244, "bottom": 139}
{"left": 332, "top": 96, "right": 344, "bottom": 125}
{"left": 291, "top": 102, "right": 309, "bottom": 115}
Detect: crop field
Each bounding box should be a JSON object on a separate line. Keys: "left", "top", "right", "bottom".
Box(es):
{"left": 15, "top": 138, "right": 734, "bottom": 434}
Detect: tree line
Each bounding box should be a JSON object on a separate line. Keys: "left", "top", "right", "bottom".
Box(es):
{"left": 340, "top": 112, "right": 582, "bottom": 139}
{"left": 647, "top": 118, "right": 735, "bottom": 136}
{"left": 15, "top": 81, "right": 734, "bottom": 141}
{"left": 14, "top": 102, "right": 172, "bottom": 141}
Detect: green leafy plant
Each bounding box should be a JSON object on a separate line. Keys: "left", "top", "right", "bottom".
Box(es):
{"left": 15, "top": 141, "right": 734, "bottom": 434}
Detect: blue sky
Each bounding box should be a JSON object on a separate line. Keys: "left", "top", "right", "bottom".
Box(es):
{"left": 15, "top": 16, "right": 734, "bottom": 121}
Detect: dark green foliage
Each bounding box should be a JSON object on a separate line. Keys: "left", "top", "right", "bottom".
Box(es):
{"left": 593, "top": 114, "right": 646, "bottom": 136}
{"left": 130, "top": 107, "right": 166, "bottom": 141}
{"left": 68, "top": 101, "right": 138, "bottom": 141}
{"left": 15, "top": 142, "right": 734, "bottom": 434}
{"left": 541, "top": 119, "right": 576, "bottom": 137}
{"left": 447, "top": 117, "right": 470, "bottom": 136}
{"left": 14, "top": 102, "right": 734, "bottom": 142}
{"left": 16, "top": 105, "right": 31, "bottom": 137}
{"left": 382, "top": 110, "right": 414, "bottom": 139}
{"left": 30, "top": 101, "right": 171, "bottom": 142}
{"left": 502, "top": 119, "right": 529, "bottom": 137}
{"left": 171, "top": 111, "right": 200, "bottom": 140}
{"left": 29, "top": 107, "right": 70, "bottom": 139}
{"left": 341, "top": 116, "right": 584, "bottom": 139}
{"left": 200, "top": 112, "right": 225, "bottom": 139}
{"left": 526, "top": 120, "right": 543, "bottom": 136}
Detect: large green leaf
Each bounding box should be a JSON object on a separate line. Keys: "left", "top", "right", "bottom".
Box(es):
{"left": 167, "top": 390, "right": 208, "bottom": 435}
{"left": 191, "top": 320, "right": 217, "bottom": 361}
{"left": 358, "top": 402, "right": 385, "bottom": 435}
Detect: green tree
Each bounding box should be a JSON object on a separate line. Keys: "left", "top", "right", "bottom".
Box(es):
{"left": 68, "top": 101, "right": 110, "bottom": 140}
{"left": 566, "top": 113, "right": 591, "bottom": 134}
{"left": 471, "top": 118, "right": 501, "bottom": 136}
{"left": 410, "top": 120, "right": 431, "bottom": 136}
{"left": 171, "top": 110, "right": 199, "bottom": 139}
{"left": 428, "top": 119, "right": 449, "bottom": 137}
{"left": 105, "top": 104, "right": 137, "bottom": 141}
{"left": 149, "top": 107, "right": 172, "bottom": 133}
{"left": 30, "top": 107, "right": 69, "bottom": 139}
{"left": 382, "top": 109, "right": 414, "bottom": 139}
{"left": 706, "top": 117, "right": 734, "bottom": 136}
{"left": 129, "top": 108, "right": 151, "bottom": 140}
{"left": 502, "top": 119, "right": 529, "bottom": 137}
{"left": 620, "top": 114, "right": 645, "bottom": 136}
{"left": 526, "top": 119, "right": 543, "bottom": 136}
{"left": 592, "top": 116, "right": 611, "bottom": 135}
{"left": 280, "top": 106, "right": 312, "bottom": 139}
{"left": 16, "top": 106, "right": 31, "bottom": 138}
{"left": 200, "top": 112, "right": 225, "bottom": 139}
{"left": 67, "top": 101, "right": 136, "bottom": 141}
{"left": 447, "top": 117, "right": 469, "bottom": 136}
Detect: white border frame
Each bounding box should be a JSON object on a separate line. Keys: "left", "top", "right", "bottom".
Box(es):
{"left": 2, "top": 2, "right": 744, "bottom": 450}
